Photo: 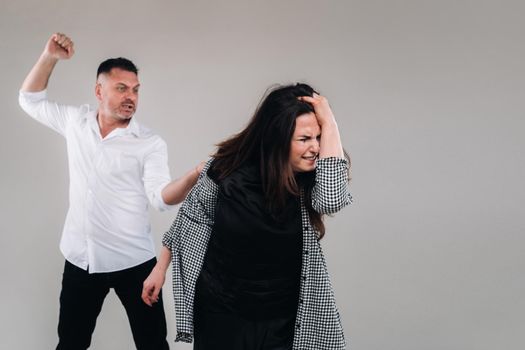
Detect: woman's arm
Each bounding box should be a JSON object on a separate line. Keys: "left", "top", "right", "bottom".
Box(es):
{"left": 141, "top": 246, "right": 171, "bottom": 306}
{"left": 142, "top": 159, "right": 218, "bottom": 306}
{"left": 299, "top": 93, "right": 344, "bottom": 159}
{"left": 299, "top": 94, "right": 352, "bottom": 214}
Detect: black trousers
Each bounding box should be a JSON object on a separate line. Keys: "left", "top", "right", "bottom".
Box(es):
{"left": 56, "top": 258, "right": 169, "bottom": 350}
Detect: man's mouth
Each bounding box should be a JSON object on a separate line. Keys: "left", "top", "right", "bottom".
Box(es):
{"left": 122, "top": 103, "right": 134, "bottom": 111}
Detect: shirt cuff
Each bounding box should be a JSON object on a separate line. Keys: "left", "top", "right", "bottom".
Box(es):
{"left": 153, "top": 182, "right": 177, "bottom": 212}
{"left": 19, "top": 89, "right": 48, "bottom": 102}
{"left": 316, "top": 156, "right": 349, "bottom": 169}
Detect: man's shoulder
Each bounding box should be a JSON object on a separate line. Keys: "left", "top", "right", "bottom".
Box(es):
{"left": 137, "top": 124, "right": 155, "bottom": 137}
{"left": 79, "top": 104, "right": 95, "bottom": 117}
{"left": 133, "top": 122, "right": 168, "bottom": 152}
{"left": 68, "top": 105, "right": 96, "bottom": 128}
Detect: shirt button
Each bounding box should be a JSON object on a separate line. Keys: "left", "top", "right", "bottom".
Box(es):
{"left": 299, "top": 299, "right": 304, "bottom": 304}
{"left": 302, "top": 276, "right": 307, "bottom": 281}
{"left": 304, "top": 250, "right": 309, "bottom": 255}
{"left": 296, "top": 323, "right": 301, "bottom": 329}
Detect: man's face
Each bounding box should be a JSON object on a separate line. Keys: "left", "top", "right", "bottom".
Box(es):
{"left": 95, "top": 68, "right": 140, "bottom": 122}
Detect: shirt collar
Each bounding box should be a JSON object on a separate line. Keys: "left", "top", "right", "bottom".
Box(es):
{"left": 87, "top": 112, "right": 141, "bottom": 139}
{"left": 127, "top": 118, "right": 141, "bottom": 137}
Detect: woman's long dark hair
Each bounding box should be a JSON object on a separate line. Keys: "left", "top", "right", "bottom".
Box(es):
{"left": 211, "top": 83, "right": 344, "bottom": 238}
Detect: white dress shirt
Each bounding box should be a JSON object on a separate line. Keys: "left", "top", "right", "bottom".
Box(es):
{"left": 19, "top": 90, "right": 174, "bottom": 273}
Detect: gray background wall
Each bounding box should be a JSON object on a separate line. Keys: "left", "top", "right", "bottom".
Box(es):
{"left": 1, "top": 0, "right": 524, "bottom": 349}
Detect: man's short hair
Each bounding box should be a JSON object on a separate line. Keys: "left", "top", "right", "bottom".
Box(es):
{"left": 97, "top": 57, "right": 138, "bottom": 78}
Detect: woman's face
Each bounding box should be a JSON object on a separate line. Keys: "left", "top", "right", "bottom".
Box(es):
{"left": 289, "top": 112, "right": 321, "bottom": 172}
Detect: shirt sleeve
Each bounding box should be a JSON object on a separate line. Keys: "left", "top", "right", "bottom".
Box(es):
{"left": 143, "top": 137, "right": 176, "bottom": 212}
{"left": 311, "top": 157, "right": 353, "bottom": 214}
{"left": 18, "top": 89, "right": 77, "bottom": 137}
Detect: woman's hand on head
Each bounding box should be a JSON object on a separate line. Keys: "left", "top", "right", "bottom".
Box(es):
{"left": 299, "top": 94, "right": 344, "bottom": 158}
{"left": 298, "top": 93, "right": 337, "bottom": 128}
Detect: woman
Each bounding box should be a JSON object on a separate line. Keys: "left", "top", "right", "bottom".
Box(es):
{"left": 142, "top": 83, "right": 352, "bottom": 349}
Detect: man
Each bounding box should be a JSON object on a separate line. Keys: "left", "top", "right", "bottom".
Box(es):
{"left": 19, "top": 33, "right": 200, "bottom": 349}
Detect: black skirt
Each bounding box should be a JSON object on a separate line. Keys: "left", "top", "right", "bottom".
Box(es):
{"left": 193, "top": 300, "right": 295, "bottom": 350}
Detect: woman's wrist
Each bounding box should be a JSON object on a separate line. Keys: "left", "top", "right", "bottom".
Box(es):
{"left": 320, "top": 118, "right": 338, "bottom": 129}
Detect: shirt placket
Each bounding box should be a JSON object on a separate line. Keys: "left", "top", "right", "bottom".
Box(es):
{"left": 84, "top": 133, "right": 104, "bottom": 271}
{"left": 294, "top": 189, "right": 311, "bottom": 349}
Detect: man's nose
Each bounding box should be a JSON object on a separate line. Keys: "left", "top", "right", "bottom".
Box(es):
{"left": 126, "top": 90, "right": 138, "bottom": 101}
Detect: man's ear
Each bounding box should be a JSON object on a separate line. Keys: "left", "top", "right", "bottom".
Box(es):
{"left": 95, "top": 82, "right": 102, "bottom": 102}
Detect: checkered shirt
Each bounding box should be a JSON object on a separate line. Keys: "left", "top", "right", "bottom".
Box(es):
{"left": 162, "top": 156, "right": 353, "bottom": 349}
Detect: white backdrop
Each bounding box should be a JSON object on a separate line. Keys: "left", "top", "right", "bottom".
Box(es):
{"left": 1, "top": 1, "right": 524, "bottom": 349}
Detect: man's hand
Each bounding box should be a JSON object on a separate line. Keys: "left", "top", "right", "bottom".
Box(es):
{"left": 142, "top": 267, "right": 166, "bottom": 307}
{"left": 161, "top": 161, "right": 207, "bottom": 205}
{"left": 21, "top": 32, "right": 75, "bottom": 92}
{"left": 44, "top": 33, "right": 75, "bottom": 60}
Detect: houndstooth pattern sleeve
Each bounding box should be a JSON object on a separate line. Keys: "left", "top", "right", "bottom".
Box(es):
{"left": 162, "top": 158, "right": 219, "bottom": 343}
{"left": 311, "top": 157, "right": 353, "bottom": 214}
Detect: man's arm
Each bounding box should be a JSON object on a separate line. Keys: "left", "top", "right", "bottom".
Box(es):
{"left": 21, "top": 33, "right": 74, "bottom": 92}
{"left": 143, "top": 136, "right": 205, "bottom": 210}
{"left": 19, "top": 33, "right": 77, "bottom": 136}
{"left": 142, "top": 159, "right": 216, "bottom": 307}
{"left": 141, "top": 166, "right": 204, "bottom": 306}
{"left": 161, "top": 161, "right": 205, "bottom": 205}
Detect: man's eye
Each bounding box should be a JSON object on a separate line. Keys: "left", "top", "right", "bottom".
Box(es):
{"left": 117, "top": 86, "right": 126, "bottom": 92}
